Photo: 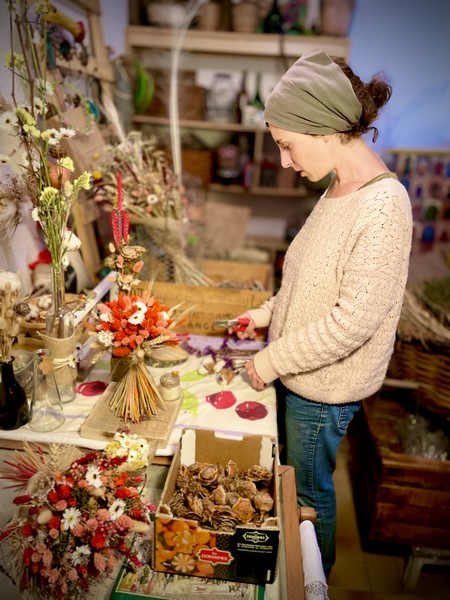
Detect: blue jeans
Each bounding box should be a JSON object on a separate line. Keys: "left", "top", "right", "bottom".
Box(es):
{"left": 281, "top": 386, "right": 361, "bottom": 577}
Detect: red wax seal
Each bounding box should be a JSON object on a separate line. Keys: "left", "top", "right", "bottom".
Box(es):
{"left": 235, "top": 401, "right": 268, "bottom": 420}
{"left": 206, "top": 391, "right": 236, "bottom": 409}
{"left": 77, "top": 381, "right": 108, "bottom": 397}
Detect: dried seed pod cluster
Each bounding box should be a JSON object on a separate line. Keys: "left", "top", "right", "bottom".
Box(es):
{"left": 161, "top": 460, "right": 275, "bottom": 532}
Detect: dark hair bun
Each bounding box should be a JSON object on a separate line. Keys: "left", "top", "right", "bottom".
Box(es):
{"left": 367, "top": 75, "right": 392, "bottom": 111}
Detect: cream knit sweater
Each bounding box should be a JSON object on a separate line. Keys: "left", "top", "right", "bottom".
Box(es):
{"left": 249, "top": 177, "right": 412, "bottom": 404}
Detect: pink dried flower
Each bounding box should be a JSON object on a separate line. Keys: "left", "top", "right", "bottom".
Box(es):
{"left": 93, "top": 552, "right": 107, "bottom": 572}
{"left": 72, "top": 524, "right": 85, "bottom": 537}
{"left": 97, "top": 509, "right": 110, "bottom": 522}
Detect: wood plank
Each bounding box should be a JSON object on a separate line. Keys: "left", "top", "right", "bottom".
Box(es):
{"left": 279, "top": 465, "right": 304, "bottom": 600}
{"left": 377, "top": 482, "right": 450, "bottom": 509}
{"left": 375, "top": 500, "right": 450, "bottom": 529}
{"left": 370, "top": 518, "right": 450, "bottom": 548}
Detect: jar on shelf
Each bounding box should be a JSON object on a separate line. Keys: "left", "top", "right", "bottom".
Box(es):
{"left": 206, "top": 73, "right": 237, "bottom": 123}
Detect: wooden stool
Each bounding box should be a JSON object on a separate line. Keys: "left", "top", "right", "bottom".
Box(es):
{"left": 402, "top": 546, "right": 450, "bottom": 592}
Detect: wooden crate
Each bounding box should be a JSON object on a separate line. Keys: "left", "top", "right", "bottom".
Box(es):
{"left": 348, "top": 390, "right": 450, "bottom": 550}
{"left": 148, "top": 280, "right": 271, "bottom": 336}
{"left": 201, "top": 259, "right": 274, "bottom": 293}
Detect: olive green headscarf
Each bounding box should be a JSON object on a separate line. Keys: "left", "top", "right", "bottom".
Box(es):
{"left": 264, "top": 51, "right": 362, "bottom": 135}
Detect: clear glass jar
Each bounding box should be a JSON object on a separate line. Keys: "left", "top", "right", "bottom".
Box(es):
{"left": 30, "top": 349, "right": 65, "bottom": 432}
{"left": 159, "top": 371, "right": 181, "bottom": 401}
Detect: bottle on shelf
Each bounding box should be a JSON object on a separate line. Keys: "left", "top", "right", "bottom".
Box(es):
{"left": 249, "top": 72, "right": 266, "bottom": 126}
{"left": 236, "top": 71, "right": 249, "bottom": 124}
{"left": 263, "top": 0, "right": 284, "bottom": 34}
{"left": 253, "top": 73, "right": 265, "bottom": 111}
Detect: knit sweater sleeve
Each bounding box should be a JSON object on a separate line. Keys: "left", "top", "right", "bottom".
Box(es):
{"left": 254, "top": 190, "right": 412, "bottom": 384}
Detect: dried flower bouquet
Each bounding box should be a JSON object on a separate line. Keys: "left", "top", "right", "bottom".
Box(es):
{"left": 0, "top": 433, "right": 156, "bottom": 600}
{"left": 93, "top": 131, "right": 211, "bottom": 286}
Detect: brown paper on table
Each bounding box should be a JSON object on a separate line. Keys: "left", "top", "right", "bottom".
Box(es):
{"left": 80, "top": 384, "right": 183, "bottom": 446}
{"left": 39, "top": 332, "right": 77, "bottom": 387}
{"left": 203, "top": 202, "right": 251, "bottom": 254}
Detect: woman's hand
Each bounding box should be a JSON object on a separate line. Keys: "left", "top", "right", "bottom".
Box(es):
{"left": 228, "top": 312, "right": 257, "bottom": 340}
{"left": 245, "top": 359, "right": 266, "bottom": 390}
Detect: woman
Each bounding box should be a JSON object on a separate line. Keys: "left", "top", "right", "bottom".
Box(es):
{"left": 235, "top": 51, "right": 412, "bottom": 576}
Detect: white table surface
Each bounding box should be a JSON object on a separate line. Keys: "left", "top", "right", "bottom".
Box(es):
{"left": 0, "top": 336, "right": 278, "bottom": 457}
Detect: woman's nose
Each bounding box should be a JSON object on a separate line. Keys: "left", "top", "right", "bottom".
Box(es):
{"left": 280, "top": 152, "right": 293, "bottom": 169}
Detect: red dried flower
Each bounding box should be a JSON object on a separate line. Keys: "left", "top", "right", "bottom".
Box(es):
{"left": 115, "top": 487, "right": 132, "bottom": 499}
{"left": 109, "top": 456, "right": 128, "bottom": 467}
{"left": 114, "top": 472, "right": 128, "bottom": 486}
{"left": 129, "top": 508, "right": 143, "bottom": 519}
{"left": 57, "top": 484, "right": 72, "bottom": 499}
{"left": 21, "top": 523, "right": 33, "bottom": 537}
{"left": 13, "top": 494, "right": 33, "bottom": 505}
{"left": 77, "top": 564, "right": 88, "bottom": 578}
{"left": 23, "top": 547, "right": 34, "bottom": 566}
{"left": 28, "top": 506, "right": 39, "bottom": 515}
{"left": 72, "top": 452, "right": 98, "bottom": 467}
{"left": 67, "top": 496, "right": 77, "bottom": 507}
{"left": 31, "top": 562, "right": 41, "bottom": 574}
{"left": 90, "top": 534, "right": 107, "bottom": 549}
{"left": 48, "top": 516, "right": 60, "bottom": 530}
{"left": 47, "top": 491, "right": 59, "bottom": 504}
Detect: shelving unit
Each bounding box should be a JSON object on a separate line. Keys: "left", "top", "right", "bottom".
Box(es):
{"left": 387, "top": 148, "right": 450, "bottom": 254}
{"left": 126, "top": 26, "right": 350, "bottom": 252}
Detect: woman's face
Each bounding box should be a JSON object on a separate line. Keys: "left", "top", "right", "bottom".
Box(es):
{"left": 268, "top": 124, "right": 334, "bottom": 182}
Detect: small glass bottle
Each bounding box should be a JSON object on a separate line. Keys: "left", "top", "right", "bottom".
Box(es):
{"left": 159, "top": 371, "right": 181, "bottom": 402}
{"left": 46, "top": 265, "right": 74, "bottom": 339}
{"left": 236, "top": 71, "right": 249, "bottom": 124}
{"left": 30, "top": 349, "right": 65, "bottom": 432}
{"left": 253, "top": 73, "right": 265, "bottom": 111}
{"left": 263, "top": 0, "right": 284, "bottom": 34}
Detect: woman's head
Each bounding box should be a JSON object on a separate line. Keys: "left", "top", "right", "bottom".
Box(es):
{"left": 264, "top": 51, "right": 392, "bottom": 143}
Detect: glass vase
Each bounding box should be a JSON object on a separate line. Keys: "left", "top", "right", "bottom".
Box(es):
{"left": 0, "top": 358, "right": 30, "bottom": 430}
{"left": 29, "top": 349, "right": 65, "bottom": 432}
{"left": 46, "top": 265, "right": 74, "bottom": 339}
{"left": 43, "top": 264, "right": 77, "bottom": 403}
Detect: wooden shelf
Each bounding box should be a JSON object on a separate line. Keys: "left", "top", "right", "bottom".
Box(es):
{"left": 208, "top": 183, "right": 308, "bottom": 198}
{"left": 126, "top": 26, "right": 350, "bottom": 59}
{"left": 132, "top": 114, "right": 266, "bottom": 133}
{"left": 126, "top": 25, "right": 345, "bottom": 225}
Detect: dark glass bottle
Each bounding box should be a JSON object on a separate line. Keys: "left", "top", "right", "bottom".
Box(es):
{"left": 263, "top": 0, "right": 284, "bottom": 34}
{"left": 0, "top": 359, "right": 29, "bottom": 430}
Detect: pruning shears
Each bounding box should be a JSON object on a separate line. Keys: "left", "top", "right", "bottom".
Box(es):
{"left": 213, "top": 317, "right": 252, "bottom": 334}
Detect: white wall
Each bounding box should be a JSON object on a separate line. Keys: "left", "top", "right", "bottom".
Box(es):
{"left": 349, "top": 0, "right": 450, "bottom": 153}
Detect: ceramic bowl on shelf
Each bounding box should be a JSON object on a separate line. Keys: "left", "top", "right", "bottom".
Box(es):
{"left": 147, "top": 3, "right": 187, "bottom": 28}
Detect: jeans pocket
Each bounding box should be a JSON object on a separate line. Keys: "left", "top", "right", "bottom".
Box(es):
{"left": 338, "top": 402, "right": 361, "bottom": 431}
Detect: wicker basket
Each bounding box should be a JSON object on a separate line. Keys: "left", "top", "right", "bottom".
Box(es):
{"left": 387, "top": 288, "right": 450, "bottom": 417}
{"left": 388, "top": 339, "right": 450, "bottom": 417}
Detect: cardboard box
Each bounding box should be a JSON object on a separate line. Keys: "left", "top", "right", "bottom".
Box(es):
{"left": 153, "top": 429, "right": 280, "bottom": 584}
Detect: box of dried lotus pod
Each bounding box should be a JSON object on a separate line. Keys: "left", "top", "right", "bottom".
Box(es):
{"left": 153, "top": 429, "right": 280, "bottom": 584}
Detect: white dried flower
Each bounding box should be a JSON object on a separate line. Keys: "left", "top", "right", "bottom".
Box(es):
{"left": 63, "top": 230, "right": 81, "bottom": 252}
{"left": 0, "top": 271, "right": 21, "bottom": 293}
